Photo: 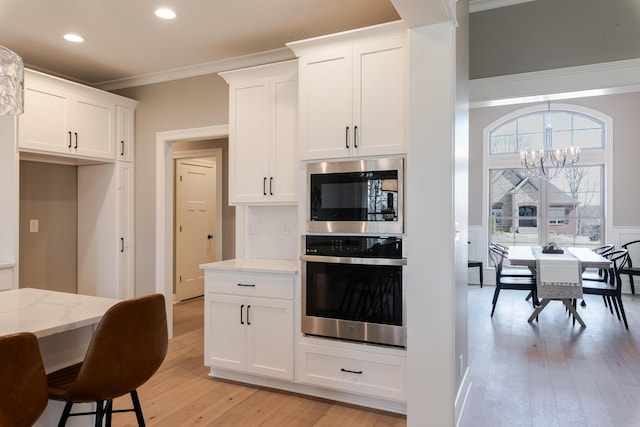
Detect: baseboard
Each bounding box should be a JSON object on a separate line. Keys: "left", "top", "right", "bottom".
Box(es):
{"left": 455, "top": 367, "right": 472, "bottom": 426}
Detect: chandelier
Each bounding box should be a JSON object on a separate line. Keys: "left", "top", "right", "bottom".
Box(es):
{"left": 0, "top": 45, "right": 24, "bottom": 115}
{"left": 520, "top": 102, "right": 579, "bottom": 180}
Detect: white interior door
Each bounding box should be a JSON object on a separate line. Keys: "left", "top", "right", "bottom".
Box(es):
{"left": 175, "top": 159, "right": 216, "bottom": 301}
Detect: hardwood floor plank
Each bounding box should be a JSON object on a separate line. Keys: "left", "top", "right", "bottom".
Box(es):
{"left": 460, "top": 286, "right": 640, "bottom": 427}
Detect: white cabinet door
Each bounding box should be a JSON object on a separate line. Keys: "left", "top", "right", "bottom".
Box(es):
{"left": 268, "top": 75, "right": 298, "bottom": 203}
{"left": 298, "top": 48, "right": 353, "bottom": 160}
{"left": 353, "top": 37, "right": 406, "bottom": 157}
{"left": 297, "top": 36, "right": 406, "bottom": 160}
{"left": 74, "top": 94, "right": 115, "bottom": 160}
{"left": 116, "top": 106, "right": 135, "bottom": 162}
{"left": 229, "top": 79, "right": 270, "bottom": 203}
{"left": 205, "top": 293, "right": 246, "bottom": 371}
{"left": 118, "top": 162, "right": 134, "bottom": 300}
{"left": 20, "top": 83, "right": 73, "bottom": 156}
{"left": 245, "top": 297, "right": 294, "bottom": 380}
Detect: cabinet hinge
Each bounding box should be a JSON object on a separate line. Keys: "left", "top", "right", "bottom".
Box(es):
{"left": 179, "top": 225, "right": 182, "bottom": 232}
{"left": 180, "top": 175, "right": 183, "bottom": 182}
{"left": 179, "top": 275, "right": 182, "bottom": 283}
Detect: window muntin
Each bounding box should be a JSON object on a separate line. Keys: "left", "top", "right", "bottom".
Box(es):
{"left": 489, "top": 110, "right": 604, "bottom": 155}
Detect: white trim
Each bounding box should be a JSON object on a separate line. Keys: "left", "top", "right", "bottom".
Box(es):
{"left": 96, "top": 48, "right": 295, "bottom": 91}
{"left": 470, "top": 58, "right": 640, "bottom": 108}
{"left": 155, "top": 125, "right": 229, "bottom": 338}
{"left": 469, "top": 0, "right": 536, "bottom": 13}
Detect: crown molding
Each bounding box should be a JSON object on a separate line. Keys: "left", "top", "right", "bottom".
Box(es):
{"left": 469, "top": 0, "right": 536, "bottom": 13}
{"left": 94, "top": 47, "right": 296, "bottom": 91}
{"left": 470, "top": 58, "right": 640, "bottom": 107}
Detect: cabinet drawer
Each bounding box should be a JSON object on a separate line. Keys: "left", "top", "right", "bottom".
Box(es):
{"left": 298, "top": 343, "right": 406, "bottom": 401}
{"left": 205, "top": 271, "right": 294, "bottom": 300}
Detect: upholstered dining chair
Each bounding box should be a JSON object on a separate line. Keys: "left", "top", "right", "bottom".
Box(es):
{"left": 47, "top": 294, "right": 168, "bottom": 427}
{"left": 0, "top": 332, "right": 49, "bottom": 427}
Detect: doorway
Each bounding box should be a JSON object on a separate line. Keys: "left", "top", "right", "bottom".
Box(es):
{"left": 156, "top": 125, "right": 231, "bottom": 337}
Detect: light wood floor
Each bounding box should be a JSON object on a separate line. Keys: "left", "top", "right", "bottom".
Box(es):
{"left": 459, "top": 286, "right": 640, "bottom": 427}
{"left": 111, "top": 297, "right": 407, "bottom": 427}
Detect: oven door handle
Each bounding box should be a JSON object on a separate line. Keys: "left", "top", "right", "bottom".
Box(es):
{"left": 300, "top": 254, "right": 406, "bottom": 266}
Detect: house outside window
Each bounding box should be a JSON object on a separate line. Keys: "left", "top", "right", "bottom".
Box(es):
{"left": 485, "top": 104, "right": 611, "bottom": 248}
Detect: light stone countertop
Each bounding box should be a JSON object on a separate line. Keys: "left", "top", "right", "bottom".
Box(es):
{"left": 200, "top": 258, "right": 298, "bottom": 275}
{"left": 0, "top": 288, "right": 121, "bottom": 338}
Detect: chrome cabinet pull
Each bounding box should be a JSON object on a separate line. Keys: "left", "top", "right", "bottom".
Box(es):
{"left": 240, "top": 304, "right": 244, "bottom": 324}
{"left": 263, "top": 177, "right": 267, "bottom": 196}
{"left": 74, "top": 132, "right": 78, "bottom": 149}
{"left": 269, "top": 177, "right": 273, "bottom": 195}
{"left": 121, "top": 140, "right": 125, "bottom": 156}
{"left": 246, "top": 305, "right": 251, "bottom": 325}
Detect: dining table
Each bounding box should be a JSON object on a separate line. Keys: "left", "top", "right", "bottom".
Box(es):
{"left": 507, "top": 246, "right": 613, "bottom": 327}
{"left": 0, "top": 287, "right": 120, "bottom": 426}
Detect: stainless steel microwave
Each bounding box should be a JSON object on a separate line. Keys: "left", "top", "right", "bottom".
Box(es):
{"left": 306, "top": 157, "right": 404, "bottom": 234}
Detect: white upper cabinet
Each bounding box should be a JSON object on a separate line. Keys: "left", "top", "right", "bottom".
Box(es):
{"left": 220, "top": 60, "right": 298, "bottom": 205}
{"left": 116, "top": 106, "right": 135, "bottom": 162}
{"left": 288, "top": 21, "right": 407, "bottom": 160}
{"left": 18, "top": 70, "right": 134, "bottom": 162}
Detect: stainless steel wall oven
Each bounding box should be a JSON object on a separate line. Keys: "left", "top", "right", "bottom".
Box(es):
{"left": 301, "top": 235, "right": 406, "bottom": 348}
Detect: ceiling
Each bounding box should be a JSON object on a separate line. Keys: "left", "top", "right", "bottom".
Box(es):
{"left": 0, "top": 0, "right": 401, "bottom": 89}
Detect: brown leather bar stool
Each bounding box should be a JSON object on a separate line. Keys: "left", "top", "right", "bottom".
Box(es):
{"left": 47, "top": 294, "right": 168, "bottom": 427}
{"left": 468, "top": 260, "right": 484, "bottom": 287}
{"left": 0, "top": 332, "right": 49, "bottom": 427}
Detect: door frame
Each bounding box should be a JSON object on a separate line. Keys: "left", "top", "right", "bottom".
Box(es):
{"left": 155, "top": 125, "right": 228, "bottom": 337}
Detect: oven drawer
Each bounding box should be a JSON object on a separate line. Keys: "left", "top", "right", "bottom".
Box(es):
{"left": 298, "top": 342, "right": 406, "bottom": 401}
{"left": 204, "top": 271, "right": 294, "bottom": 300}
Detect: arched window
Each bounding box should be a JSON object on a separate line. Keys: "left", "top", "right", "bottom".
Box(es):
{"left": 485, "top": 103, "right": 611, "bottom": 248}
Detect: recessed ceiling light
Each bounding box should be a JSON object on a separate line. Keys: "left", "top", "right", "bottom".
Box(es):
{"left": 155, "top": 8, "right": 176, "bottom": 19}
{"left": 63, "top": 33, "right": 84, "bottom": 43}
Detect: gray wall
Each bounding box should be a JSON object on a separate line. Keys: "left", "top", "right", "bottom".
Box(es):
{"left": 470, "top": 0, "right": 640, "bottom": 79}
{"left": 469, "top": 91, "right": 640, "bottom": 227}
{"left": 114, "top": 74, "right": 229, "bottom": 296}
{"left": 19, "top": 161, "right": 77, "bottom": 293}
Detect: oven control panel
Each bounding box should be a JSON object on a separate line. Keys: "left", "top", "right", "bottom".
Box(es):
{"left": 305, "top": 235, "right": 402, "bottom": 259}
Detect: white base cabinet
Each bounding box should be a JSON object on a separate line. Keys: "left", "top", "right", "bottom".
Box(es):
{"left": 204, "top": 269, "right": 294, "bottom": 381}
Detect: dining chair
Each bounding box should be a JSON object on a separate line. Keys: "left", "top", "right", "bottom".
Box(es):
{"left": 47, "top": 294, "right": 168, "bottom": 427}
{"left": 620, "top": 240, "right": 640, "bottom": 294}
{"left": 0, "top": 332, "right": 49, "bottom": 427}
{"left": 582, "top": 249, "right": 630, "bottom": 329}
{"left": 582, "top": 243, "right": 615, "bottom": 283}
{"left": 488, "top": 245, "right": 537, "bottom": 317}
{"left": 490, "top": 243, "right": 535, "bottom": 278}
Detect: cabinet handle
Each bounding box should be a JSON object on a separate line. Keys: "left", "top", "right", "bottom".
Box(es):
{"left": 263, "top": 177, "right": 267, "bottom": 196}
{"left": 240, "top": 304, "right": 245, "bottom": 325}
{"left": 247, "top": 305, "right": 251, "bottom": 325}
{"left": 345, "top": 126, "right": 350, "bottom": 149}
{"left": 340, "top": 368, "right": 363, "bottom": 374}
{"left": 68, "top": 132, "right": 72, "bottom": 148}
{"left": 120, "top": 237, "right": 124, "bottom": 253}
{"left": 237, "top": 283, "right": 256, "bottom": 287}
{"left": 121, "top": 141, "right": 125, "bottom": 156}
{"left": 74, "top": 132, "right": 78, "bottom": 149}
{"left": 354, "top": 125, "right": 358, "bottom": 148}
{"left": 269, "top": 177, "right": 273, "bottom": 196}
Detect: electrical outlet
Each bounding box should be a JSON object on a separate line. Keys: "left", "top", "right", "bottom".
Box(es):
{"left": 283, "top": 222, "right": 291, "bottom": 235}
{"left": 29, "top": 219, "right": 38, "bottom": 233}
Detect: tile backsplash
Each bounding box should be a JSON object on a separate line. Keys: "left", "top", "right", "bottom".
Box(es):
{"left": 243, "top": 206, "right": 298, "bottom": 260}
